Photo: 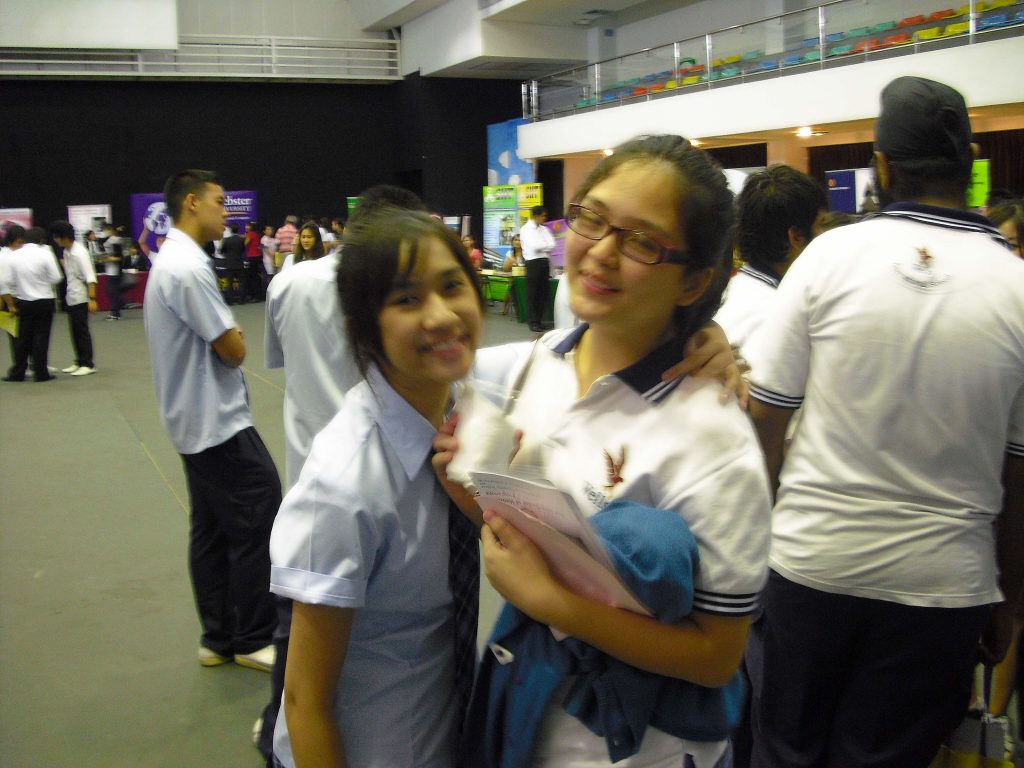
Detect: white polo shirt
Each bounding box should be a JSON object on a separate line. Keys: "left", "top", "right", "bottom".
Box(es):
{"left": 506, "top": 325, "right": 771, "bottom": 617}
{"left": 519, "top": 219, "right": 555, "bottom": 262}
{"left": 747, "top": 203, "right": 1024, "bottom": 608}
{"left": 62, "top": 240, "right": 97, "bottom": 307}
{"left": 0, "top": 246, "right": 15, "bottom": 296}
{"left": 713, "top": 265, "right": 780, "bottom": 355}
{"left": 264, "top": 251, "right": 361, "bottom": 489}
{"left": 8, "top": 243, "right": 61, "bottom": 300}
{"left": 143, "top": 228, "right": 252, "bottom": 455}
{"left": 270, "top": 368, "right": 456, "bottom": 768}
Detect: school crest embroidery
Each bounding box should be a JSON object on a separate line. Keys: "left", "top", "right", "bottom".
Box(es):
{"left": 603, "top": 446, "right": 627, "bottom": 496}
{"left": 894, "top": 246, "right": 949, "bottom": 290}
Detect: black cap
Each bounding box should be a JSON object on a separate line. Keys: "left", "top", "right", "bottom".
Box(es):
{"left": 874, "top": 76, "right": 972, "bottom": 164}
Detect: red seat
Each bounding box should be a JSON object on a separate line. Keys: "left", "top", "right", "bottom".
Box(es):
{"left": 898, "top": 14, "right": 926, "bottom": 26}
{"left": 630, "top": 86, "right": 648, "bottom": 96}
{"left": 928, "top": 8, "right": 956, "bottom": 21}
{"left": 881, "top": 32, "right": 911, "bottom": 46}
{"left": 852, "top": 38, "right": 880, "bottom": 52}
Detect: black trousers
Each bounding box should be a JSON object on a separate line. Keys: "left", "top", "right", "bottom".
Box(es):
{"left": 749, "top": 570, "right": 990, "bottom": 768}
{"left": 525, "top": 257, "right": 550, "bottom": 327}
{"left": 8, "top": 298, "right": 55, "bottom": 381}
{"left": 105, "top": 275, "right": 124, "bottom": 316}
{"left": 181, "top": 427, "right": 281, "bottom": 655}
{"left": 66, "top": 302, "right": 94, "bottom": 368}
{"left": 244, "top": 258, "right": 265, "bottom": 302}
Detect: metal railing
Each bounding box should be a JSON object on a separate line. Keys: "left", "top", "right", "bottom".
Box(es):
{"left": 0, "top": 34, "right": 401, "bottom": 82}
{"left": 525, "top": 0, "right": 1024, "bottom": 119}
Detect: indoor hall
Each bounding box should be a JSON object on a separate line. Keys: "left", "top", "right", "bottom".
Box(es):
{"left": 3, "top": 1, "right": 1024, "bottom": 767}
{"left": 0, "top": 300, "right": 532, "bottom": 768}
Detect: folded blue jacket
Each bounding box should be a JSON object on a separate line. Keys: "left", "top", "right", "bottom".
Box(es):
{"left": 460, "top": 500, "right": 744, "bottom": 768}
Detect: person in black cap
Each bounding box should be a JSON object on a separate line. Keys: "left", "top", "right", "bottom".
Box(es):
{"left": 743, "top": 76, "right": 1024, "bottom": 767}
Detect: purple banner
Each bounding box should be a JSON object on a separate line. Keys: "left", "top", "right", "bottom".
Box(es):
{"left": 130, "top": 189, "right": 259, "bottom": 257}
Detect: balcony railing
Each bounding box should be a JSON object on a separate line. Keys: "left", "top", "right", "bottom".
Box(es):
{"left": 525, "top": 0, "right": 1024, "bottom": 119}
{"left": 0, "top": 34, "right": 400, "bottom": 82}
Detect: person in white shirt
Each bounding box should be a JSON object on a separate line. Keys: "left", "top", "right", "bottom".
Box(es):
{"left": 519, "top": 205, "right": 556, "bottom": 332}
{"left": 0, "top": 226, "right": 25, "bottom": 371}
{"left": 260, "top": 225, "right": 277, "bottom": 278}
{"left": 3, "top": 227, "right": 62, "bottom": 383}
{"left": 745, "top": 76, "right": 1024, "bottom": 768}
{"left": 440, "top": 134, "right": 770, "bottom": 768}
{"left": 714, "top": 165, "right": 826, "bottom": 355}
{"left": 50, "top": 221, "right": 98, "bottom": 376}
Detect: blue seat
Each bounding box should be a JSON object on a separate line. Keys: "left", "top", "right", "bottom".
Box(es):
{"left": 782, "top": 53, "right": 804, "bottom": 66}
{"left": 979, "top": 12, "right": 1010, "bottom": 29}
{"left": 825, "top": 31, "right": 846, "bottom": 43}
{"left": 751, "top": 58, "right": 778, "bottom": 72}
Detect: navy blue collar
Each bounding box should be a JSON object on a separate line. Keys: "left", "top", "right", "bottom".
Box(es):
{"left": 738, "top": 264, "right": 780, "bottom": 289}
{"left": 869, "top": 202, "right": 1011, "bottom": 249}
{"left": 546, "top": 324, "right": 683, "bottom": 403}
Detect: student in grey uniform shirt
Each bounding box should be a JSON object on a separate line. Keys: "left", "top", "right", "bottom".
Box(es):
{"left": 143, "top": 169, "right": 280, "bottom": 673}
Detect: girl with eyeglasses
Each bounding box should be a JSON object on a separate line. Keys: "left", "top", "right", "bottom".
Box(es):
{"left": 440, "top": 135, "right": 771, "bottom": 768}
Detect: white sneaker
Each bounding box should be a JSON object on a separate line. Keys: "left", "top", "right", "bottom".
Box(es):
{"left": 61, "top": 365, "right": 80, "bottom": 374}
{"left": 235, "top": 644, "right": 275, "bottom": 672}
{"left": 197, "top": 646, "right": 231, "bottom": 667}
{"left": 71, "top": 366, "right": 96, "bottom": 376}
{"left": 251, "top": 716, "right": 263, "bottom": 748}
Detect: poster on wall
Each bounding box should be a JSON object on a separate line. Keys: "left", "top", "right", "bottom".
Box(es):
{"left": 487, "top": 117, "right": 533, "bottom": 187}
{"left": 130, "top": 190, "right": 258, "bottom": 257}
{"left": 483, "top": 185, "right": 519, "bottom": 251}
{"left": 67, "top": 204, "right": 111, "bottom": 242}
{"left": 0, "top": 208, "right": 33, "bottom": 229}
{"left": 968, "top": 159, "right": 990, "bottom": 209}
{"left": 826, "top": 170, "right": 857, "bottom": 213}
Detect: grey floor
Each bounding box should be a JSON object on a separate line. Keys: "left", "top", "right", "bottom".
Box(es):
{"left": 0, "top": 297, "right": 533, "bottom": 768}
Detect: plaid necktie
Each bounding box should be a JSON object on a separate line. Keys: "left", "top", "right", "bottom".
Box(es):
{"left": 447, "top": 499, "right": 480, "bottom": 734}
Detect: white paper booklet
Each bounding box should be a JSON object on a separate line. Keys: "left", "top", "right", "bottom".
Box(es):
{"left": 469, "top": 470, "right": 650, "bottom": 623}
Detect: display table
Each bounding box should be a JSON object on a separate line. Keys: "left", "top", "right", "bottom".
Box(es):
{"left": 96, "top": 271, "right": 148, "bottom": 311}
{"left": 511, "top": 276, "right": 558, "bottom": 325}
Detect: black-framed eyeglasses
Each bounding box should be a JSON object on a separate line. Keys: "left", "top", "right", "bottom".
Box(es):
{"left": 565, "top": 203, "right": 688, "bottom": 265}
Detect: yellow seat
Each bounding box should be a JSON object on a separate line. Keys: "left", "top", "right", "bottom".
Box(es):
{"left": 664, "top": 79, "right": 677, "bottom": 89}
{"left": 943, "top": 20, "right": 970, "bottom": 35}
{"left": 914, "top": 26, "right": 942, "bottom": 40}
{"left": 682, "top": 74, "right": 701, "bottom": 85}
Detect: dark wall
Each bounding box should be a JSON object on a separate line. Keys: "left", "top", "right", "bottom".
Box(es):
{"left": 0, "top": 75, "right": 522, "bottom": 230}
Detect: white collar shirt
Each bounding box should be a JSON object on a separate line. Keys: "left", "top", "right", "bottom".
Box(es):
{"left": 62, "top": 240, "right": 97, "bottom": 306}
{"left": 500, "top": 326, "right": 770, "bottom": 764}
{"left": 519, "top": 219, "right": 555, "bottom": 261}
{"left": 8, "top": 243, "right": 61, "bottom": 300}
{"left": 143, "top": 227, "right": 252, "bottom": 455}
{"left": 713, "top": 266, "right": 780, "bottom": 357}
{"left": 264, "top": 251, "right": 361, "bottom": 488}
{"left": 747, "top": 204, "right": 1024, "bottom": 607}
{"left": 270, "top": 368, "right": 456, "bottom": 768}
{"left": 506, "top": 325, "right": 771, "bottom": 616}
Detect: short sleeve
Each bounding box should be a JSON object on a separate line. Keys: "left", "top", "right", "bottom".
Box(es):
{"left": 76, "top": 245, "right": 97, "bottom": 284}
{"left": 659, "top": 419, "right": 772, "bottom": 615}
{"left": 264, "top": 287, "right": 284, "bottom": 369}
{"left": 270, "top": 446, "right": 382, "bottom": 608}
{"left": 745, "top": 249, "right": 816, "bottom": 409}
{"left": 171, "top": 266, "right": 235, "bottom": 344}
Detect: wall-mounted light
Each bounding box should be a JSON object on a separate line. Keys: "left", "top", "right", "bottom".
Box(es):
{"left": 796, "top": 126, "right": 826, "bottom": 138}
{"left": 689, "top": 138, "right": 703, "bottom": 147}
{"left": 603, "top": 148, "right": 614, "bottom": 156}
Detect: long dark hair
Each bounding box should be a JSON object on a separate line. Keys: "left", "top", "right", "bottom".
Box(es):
{"left": 338, "top": 208, "right": 484, "bottom": 379}
{"left": 571, "top": 134, "right": 734, "bottom": 343}
{"left": 292, "top": 221, "right": 325, "bottom": 264}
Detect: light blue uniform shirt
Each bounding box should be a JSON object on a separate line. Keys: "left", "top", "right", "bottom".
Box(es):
{"left": 143, "top": 227, "right": 252, "bottom": 455}
{"left": 270, "top": 367, "right": 457, "bottom": 768}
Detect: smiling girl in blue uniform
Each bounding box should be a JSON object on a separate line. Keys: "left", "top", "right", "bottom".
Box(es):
{"left": 268, "top": 209, "right": 483, "bottom": 768}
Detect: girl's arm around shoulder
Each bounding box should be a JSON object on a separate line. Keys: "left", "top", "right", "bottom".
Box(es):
{"left": 481, "top": 511, "right": 750, "bottom": 687}
{"left": 285, "top": 601, "right": 354, "bottom": 768}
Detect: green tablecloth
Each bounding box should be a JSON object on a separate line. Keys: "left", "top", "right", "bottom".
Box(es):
{"left": 479, "top": 273, "right": 558, "bottom": 324}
